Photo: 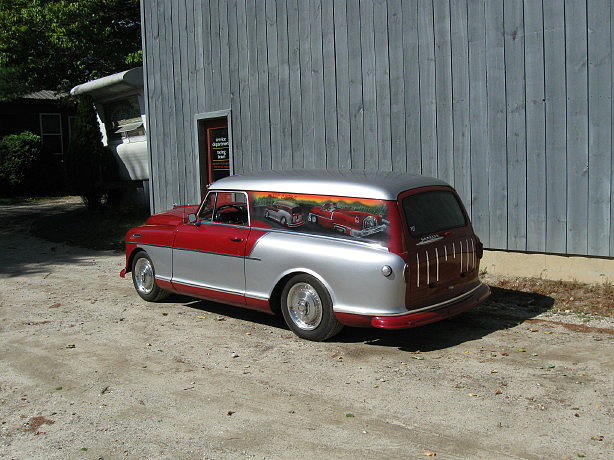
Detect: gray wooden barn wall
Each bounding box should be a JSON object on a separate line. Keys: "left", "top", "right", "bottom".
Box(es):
{"left": 141, "top": 0, "right": 614, "bottom": 258}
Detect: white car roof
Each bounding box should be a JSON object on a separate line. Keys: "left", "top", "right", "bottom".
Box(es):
{"left": 209, "top": 170, "right": 450, "bottom": 201}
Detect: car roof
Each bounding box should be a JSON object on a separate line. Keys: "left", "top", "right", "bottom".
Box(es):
{"left": 209, "top": 170, "right": 450, "bottom": 200}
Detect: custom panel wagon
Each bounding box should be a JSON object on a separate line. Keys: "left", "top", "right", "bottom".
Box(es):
{"left": 121, "top": 171, "right": 490, "bottom": 341}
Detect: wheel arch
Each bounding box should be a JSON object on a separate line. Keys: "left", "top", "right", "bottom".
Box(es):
{"left": 126, "top": 247, "right": 147, "bottom": 274}
{"left": 268, "top": 268, "right": 336, "bottom": 316}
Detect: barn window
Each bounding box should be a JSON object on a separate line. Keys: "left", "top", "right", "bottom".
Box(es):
{"left": 39, "top": 113, "right": 63, "bottom": 155}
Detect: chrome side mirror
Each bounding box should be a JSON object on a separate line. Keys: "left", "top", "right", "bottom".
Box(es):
{"left": 187, "top": 213, "right": 200, "bottom": 226}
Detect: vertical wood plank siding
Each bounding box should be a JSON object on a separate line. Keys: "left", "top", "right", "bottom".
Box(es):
{"left": 142, "top": 0, "right": 614, "bottom": 258}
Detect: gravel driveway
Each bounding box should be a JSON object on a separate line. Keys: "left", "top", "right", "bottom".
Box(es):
{"left": 0, "top": 198, "right": 612, "bottom": 459}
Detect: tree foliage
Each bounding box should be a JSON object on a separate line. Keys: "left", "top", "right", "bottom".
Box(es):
{"left": 64, "top": 95, "right": 108, "bottom": 205}
{"left": 0, "top": 66, "right": 24, "bottom": 101}
{"left": 0, "top": 0, "right": 141, "bottom": 95}
{"left": 0, "top": 131, "right": 43, "bottom": 194}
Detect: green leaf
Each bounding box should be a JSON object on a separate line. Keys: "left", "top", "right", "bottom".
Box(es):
{"left": 0, "top": 0, "right": 142, "bottom": 93}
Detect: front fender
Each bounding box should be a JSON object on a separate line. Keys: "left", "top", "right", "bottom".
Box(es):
{"left": 121, "top": 242, "right": 142, "bottom": 276}
{"left": 121, "top": 224, "right": 176, "bottom": 277}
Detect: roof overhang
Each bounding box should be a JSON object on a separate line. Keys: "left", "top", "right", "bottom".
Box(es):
{"left": 70, "top": 67, "right": 143, "bottom": 100}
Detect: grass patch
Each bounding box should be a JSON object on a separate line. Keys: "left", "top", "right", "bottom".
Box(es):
{"left": 32, "top": 205, "right": 150, "bottom": 251}
{"left": 485, "top": 275, "right": 614, "bottom": 318}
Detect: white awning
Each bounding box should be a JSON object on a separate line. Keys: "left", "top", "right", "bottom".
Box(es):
{"left": 70, "top": 67, "right": 143, "bottom": 98}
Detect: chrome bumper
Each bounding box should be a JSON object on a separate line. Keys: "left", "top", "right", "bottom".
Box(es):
{"left": 351, "top": 224, "right": 388, "bottom": 237}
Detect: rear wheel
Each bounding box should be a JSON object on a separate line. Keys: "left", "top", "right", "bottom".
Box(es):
{"left": 131, "top": 252, "right": 169, "bottom": 302}
{"left": 281, "top": 274, "right": 343, "bottom": 341}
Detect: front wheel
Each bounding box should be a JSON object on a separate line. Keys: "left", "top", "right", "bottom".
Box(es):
{"left": 131, "top": 251, "right": 169, "bottom": 302}
{"left": 280, "top": 274, "right": 343, "bottom": 341}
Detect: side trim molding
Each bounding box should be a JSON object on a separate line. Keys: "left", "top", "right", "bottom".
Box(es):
{"left": 138, "top": 242, "right": 260, "bottom": 261}
{"left": 166, "top": 277, "right": 245, "bottom": 297}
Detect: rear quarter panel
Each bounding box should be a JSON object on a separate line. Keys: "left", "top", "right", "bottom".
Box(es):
{"left": 245, "top": 232, "right": 407, "bottom": 316}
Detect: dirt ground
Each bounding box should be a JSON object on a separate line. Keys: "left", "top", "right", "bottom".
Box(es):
{"left": 1, "top": 198, "right": 612, "bottom": 459}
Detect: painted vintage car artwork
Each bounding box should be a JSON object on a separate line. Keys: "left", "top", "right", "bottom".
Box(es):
{"left": 120, "top": 170, "right": 490, "bottom": 341}
{"left": 307, "top": 201, "right": 387, "bottom": 237}
{"left": 250, "top": 191, "right": 391, "bottom": 245}
{"left": 264, "top": 200, "right": 305, "bottom": 227}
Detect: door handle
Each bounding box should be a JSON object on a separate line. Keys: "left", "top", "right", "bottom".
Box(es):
{"left": 230, "top": 237, "right": 243, "bottom": 242}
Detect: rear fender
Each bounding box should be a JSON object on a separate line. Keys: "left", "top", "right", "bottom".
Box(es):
{"left": 269, "top": 267, "right": 336, "bottom": 305}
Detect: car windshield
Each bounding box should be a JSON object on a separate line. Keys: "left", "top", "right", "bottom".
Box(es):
{"left": 402, "top": 190, "right": 466, "bottom": 237}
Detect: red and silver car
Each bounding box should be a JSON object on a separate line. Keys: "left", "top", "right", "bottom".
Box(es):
{"left": 307, "top": 201, "right": 386, "bottom": 237}
{"left": 121, "top": 170, "right": 490, "bottom": 341}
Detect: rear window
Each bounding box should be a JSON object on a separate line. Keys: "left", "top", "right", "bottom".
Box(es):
{"left": 402, "top": 191, "right": 466, "bottom": 237}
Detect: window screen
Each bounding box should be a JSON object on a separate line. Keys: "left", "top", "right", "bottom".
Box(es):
{"left": 402, "top": 191, "right": 466, "bottom": 237}
{"left": 40, "top": 113, "right": 63, "bottom": 154}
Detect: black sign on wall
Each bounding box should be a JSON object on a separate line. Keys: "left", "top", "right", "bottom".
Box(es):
{"left": 209, "top": 127, "right": 230, "bottom": 182}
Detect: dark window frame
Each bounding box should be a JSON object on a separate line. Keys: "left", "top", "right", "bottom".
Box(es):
{"left": 401, "top": 189, "right": 468, "bottom": 238}
{"left": 39, "top": 112, "right": 63, "bottom": 155}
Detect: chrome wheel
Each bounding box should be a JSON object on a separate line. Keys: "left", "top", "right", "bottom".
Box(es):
{"left": 286, "top": 282, "right": 323, "bottom": 330}
{"left": 134, "top": 257, "right": 155, "bottom": 295}
{"left": 363, "top": 216, "right": 376, "bottom": 229}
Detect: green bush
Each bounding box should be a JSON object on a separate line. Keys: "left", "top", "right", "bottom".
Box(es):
{"left": 0, "top": 131, "right": 43, "bottom": 194}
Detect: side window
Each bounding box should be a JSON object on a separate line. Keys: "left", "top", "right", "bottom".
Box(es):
{"left": 248, "top": 191, "right": 391, "bottom": 246}
{"left": 211, "top": 191, "right": 248, "bottom": 226}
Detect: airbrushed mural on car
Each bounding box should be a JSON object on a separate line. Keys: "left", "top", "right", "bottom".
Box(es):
{"left": 250, "top": 191, "right": 390, "bottom": 244}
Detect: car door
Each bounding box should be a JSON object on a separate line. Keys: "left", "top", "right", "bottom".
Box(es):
{"left": 171, "top": 191, "right": 250, "bottom": 299}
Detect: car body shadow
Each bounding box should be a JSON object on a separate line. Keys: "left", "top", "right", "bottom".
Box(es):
{"left": 178, "top": 285, "right": 554, "bottom": 351}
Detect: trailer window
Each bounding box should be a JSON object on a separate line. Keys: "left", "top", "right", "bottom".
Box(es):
{"left": 402, "top": 191, "right": 466, "bottom": 237}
